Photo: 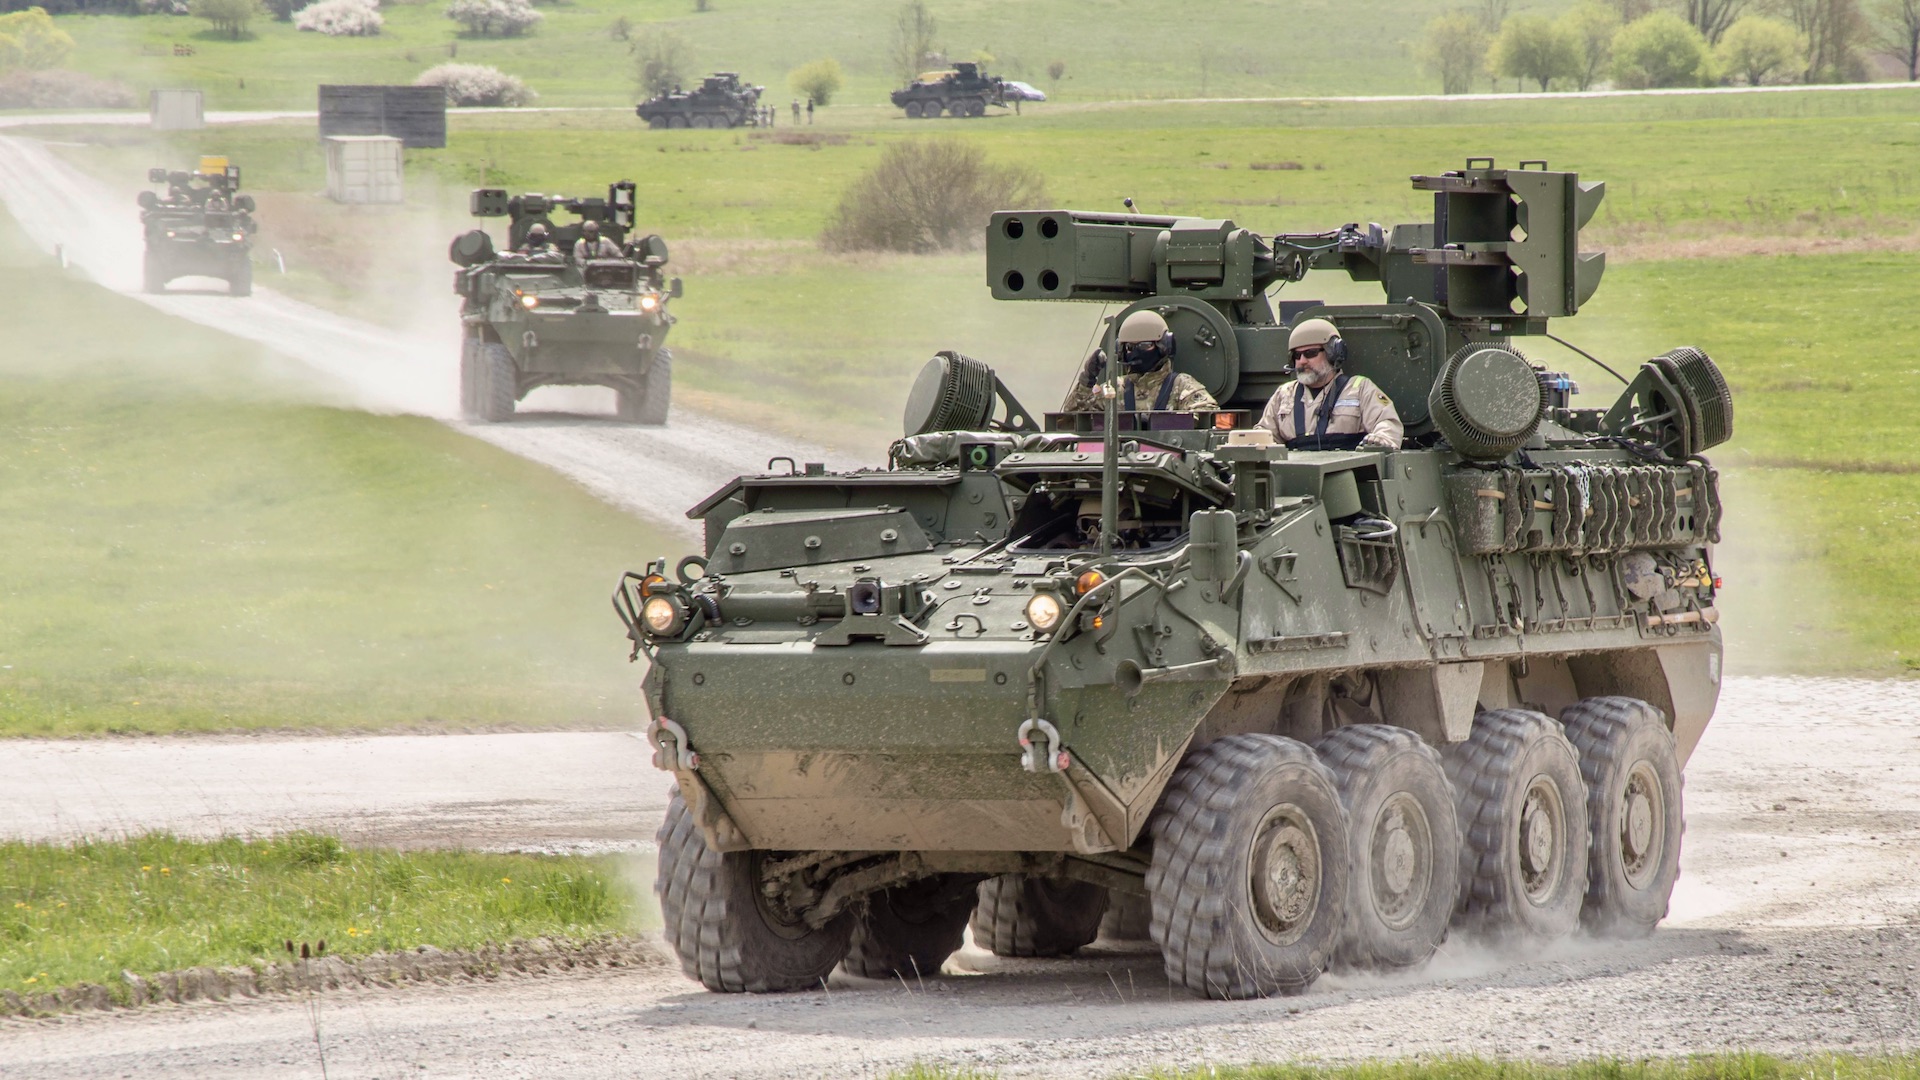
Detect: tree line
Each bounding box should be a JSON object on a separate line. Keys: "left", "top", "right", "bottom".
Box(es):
{"left": 1423, "top": 0, "right": 1920, "bottom": 92}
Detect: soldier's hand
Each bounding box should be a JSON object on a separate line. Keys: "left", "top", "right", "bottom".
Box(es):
{"left": 1079, "top": 349, "right": 1107, "bottom": 388}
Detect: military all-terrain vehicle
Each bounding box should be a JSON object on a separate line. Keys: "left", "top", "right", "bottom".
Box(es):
{"left": 891, "top": 61, "right": 1013, "bottom": 118}
{"left": 618, "top": 159, "right": 1733, "bottom": 999}
{"left": 450, "top": 182, "right": 682, "bottom": 424}
{"left": 637, "top": 72, "right": 765, "bottom": 129}
{"left": 136, "top": 157, "right": 257, "bottom": 296}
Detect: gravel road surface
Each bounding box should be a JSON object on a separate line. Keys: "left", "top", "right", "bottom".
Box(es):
{"left": 0, "top": 133, "right": 850, "bottom": 544}
{"left": 2, "top": 675, "right": 1916, "bottom": 1077}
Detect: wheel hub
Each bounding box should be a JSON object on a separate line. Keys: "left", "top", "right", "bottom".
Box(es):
{"left": 1249, "top": 804, "right": 1321, "bottom": 945}
{"left": 1369, "top": 794, "right": 1434, "bottom": 931}
{"left": 1518, "top": 777, "right": 1564, "bottom": 904}
{"left": 1619, "top": 761, "right": 1666, "bottom": 889}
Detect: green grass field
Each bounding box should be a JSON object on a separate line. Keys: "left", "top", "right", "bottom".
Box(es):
{"left": 0, "top": 833, "right": 653, "bottom": 999}
{"left": 48, "top": 0, "right": 1602, "bottom": 112}
{"left": 0, "top": 210, "right": 685, "bottom": 737}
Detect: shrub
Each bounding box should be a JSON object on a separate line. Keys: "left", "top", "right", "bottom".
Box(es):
{"left": 191, "top": 0, "right": 261, "bottom": 38}
{"left": 0, "top": 7, "right": 74, "bottom": 72}
{"left": 415, "top": 61, "right": 535, "bottom": 106}
{"left": 0, "top": 69, "right": 135, "bottom": 108}
{"left": 1557, "top": 2, "right": 1620, "bottom": 89}
{"left": 1715, "top": 15, "right": 1805, "bottom": 84}
{"left": 788, "top": 57, "right": 843, "bottom": 106}
{"left": 137, "top": 0, "right": 190, "bottom": 13}
{"left": 445, "top": 0, "right": 539, "bottom": 38}
{"left": 1611, "top": 11, "right": 1715, "bottom": 87}
{"left": 295, "top": 0, "right": 381, "bottom": 36}
{"left": 632, "top": 29, "right": 691, "bottom": 97}
{"left": 263, "top": 0, "right": 299, "bottom": 21}
{"left": 1046, "top": 59, "right": 1065, "bottom": 82}
{"left": 1487, "top": 12, "right": 1582, "bottom": 90}
{"left": 821, "top": 138, "right": 1047, "bottom": 255}
{"left": 1420, "top": 10, "right": 1491, "bottom": 94}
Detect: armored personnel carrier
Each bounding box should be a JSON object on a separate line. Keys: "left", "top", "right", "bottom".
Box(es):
{"left": 136, "top": 157, "right": 257, "bottom": 296}
{"left": 618, "top": 160, "right": 1733, "bottom": 999}
{"left": 637, "top": 72, "right": 764, "bottom": 129}
{"left": 450, "top": 182, "right": 681, "bottom": 424}
{"left": 891, "top": 61, "right": 1012, "bottom": 118}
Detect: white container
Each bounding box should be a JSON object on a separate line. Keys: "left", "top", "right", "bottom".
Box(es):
{"left": 149, "top": 89, "right": 204, "bottom": 131}
{"left": 323, "top": 135, "right": 404, "bottom": 205}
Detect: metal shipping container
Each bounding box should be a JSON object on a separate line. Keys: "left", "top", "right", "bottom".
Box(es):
{"left": 324, "top": 136, "right": 404, "bottom": 205}
{"left": 318, "top": 85, "right": 447, "bottom": 149}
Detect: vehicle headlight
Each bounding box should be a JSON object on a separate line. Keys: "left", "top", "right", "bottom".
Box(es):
{"left": 231, "top": 232, "right": 244, "bottom": 241}
{"left": 1025, "top": 592, "right": 1064, "bottom": 633}
{"left": 520, "top": 294, "right": 540, "bottom": 309}
{"left": 642, "top": 595, "right": 687, "bottom": 637}
{"left": 639, "top": 293, "right": 660, "bottom": 312}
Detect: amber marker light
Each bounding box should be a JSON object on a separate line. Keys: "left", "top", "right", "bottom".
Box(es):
{"left": 1075, "top": 570, "right": 1106, "bottom": 595}
{"left": 639, "top": 573, "right": 668, "bottom": 598}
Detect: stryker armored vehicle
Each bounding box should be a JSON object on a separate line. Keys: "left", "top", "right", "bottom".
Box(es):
{"left": 450, "top": 182, "right": 681, "bottom": 424}
{"left": 136, "top": 157, "right": 257, "bottom": 296}
{"left": 636, "top": 72, "right": 764, "bottom": 129}
{"left": 891, "top": 61, "right": 1013, "bottom": 118}
{"left": 618, "top": 159, "right": 1733, "bottom": 999}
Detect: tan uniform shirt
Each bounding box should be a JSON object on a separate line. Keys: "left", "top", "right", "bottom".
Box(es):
{"left": 1060, "top": 363, "right": 1218, "bottom": 413}
{"left": 574, "top": 236, "right": 621, "bottom": 261}
{"left": 1258, "top": 374, "right": 1403, "bottom": 448}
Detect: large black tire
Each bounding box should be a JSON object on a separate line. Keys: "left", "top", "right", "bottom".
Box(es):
{"left": 475, "top": 342, "right": 516, "bottom": 423}
{"left": 142, "top": 251, "right": 165, "bottom": 294}
{"left": 1444, "top": 709, "right": 1590, "bottom": 942}
{"left": 966, "top": 97, "right": 986, "bottom": 117}
{"left": 669, "top": 114, "right": 689, "bottom": 129}
{"left": 646, "top": 115, "right": 666, "bottom": 130}
{"left": 229, "top": 257, "right": 252, "bottom": 297}
{"left": 1098, "top": 891, "right": 1153, "bottom": 943}
{"left": 1147, "top": 734, "right": 1350, "bottom": 999}
{"left": 840, "top": 874, "right": 979, "bottom": 980}
{"left": 458, "top": 339, "right": 479, "bottom": 419}
{"left": 655, "top": 790, "right": 853, "bottom": 992}
{"left": 904, "top": 101, "right": 924, "bottom": 119}
{"left": 1561, "top": 696, "right": 1684, "bottom": 938}
{"left": 969, "top": 875, "right": 1106, "bottom": 957}
{"left": 1314, "top": 724, "right": 1461, "bottom": 971}
{"left": 616, "top": 349, "right": 671, "bottom": 424}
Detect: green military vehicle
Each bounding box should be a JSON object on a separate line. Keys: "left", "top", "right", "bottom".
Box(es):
{"left": 618, "top": 160, "right": 1732, "bottom": 998}
{"left": 137, "top": 156, "right": 257, "bottom": 296}
{"left": 450, "top": 182, "right": 681, "bottom": 424}
{"left": 891, "top": 61, "right": 1012, "bottom": 118}
{"left": 636, "top": 72, "right": 765, "bottom": 129}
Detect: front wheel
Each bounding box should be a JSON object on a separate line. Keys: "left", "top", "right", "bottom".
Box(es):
{"left": 655, "top": 791, "right": 853, "bottom": 992}
{"left": 616, "top": 349, "right": 671, "bottom": 424}
{"left": 903, "top": 101, "right": 924, "bottom": 119}
{"left": 1561, "top": 697, "right": 1684, "bottom": 938}
{"left": 1148, "top": 735, "right": 1350, "bottom": 999}
{"left": 475, "top": 342, "right": 516, "bottom": 422}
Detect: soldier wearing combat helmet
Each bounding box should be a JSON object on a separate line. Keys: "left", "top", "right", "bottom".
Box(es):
{"left": 1061, "top": 310, "right": 1218, "bottom": 414}
{"left": 1258, "top": 317, "right": 1402, "bottom": 450}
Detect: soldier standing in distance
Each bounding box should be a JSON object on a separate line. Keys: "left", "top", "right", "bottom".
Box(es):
{"left": 1258, "top": 317, "right": 1402, "bottom": 450}
{"left": 791, "top": 98, "right": 801, "bottom": 123}
{"left": 806, "top": 97, "right": 815, "bottom": 123}
{"left": 1061, "top": 310, "right": 1217, "bottom": 414}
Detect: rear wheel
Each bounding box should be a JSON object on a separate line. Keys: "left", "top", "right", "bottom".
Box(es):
{"left": 475, "top": 342, "right": 516, "bottom": 423}
{"left": 655, "top": 791, "right": 853, "bottom": 992}
{"left": 1097, "top": 892, "right": 1153, "bottom": 943}
{"left": 840, "top": 874, "right": 979, "bottom": 980}
{"left": 969, "top": 875, "right": 1105, "bottom": 957}
{"left": 1147, "top": 734, "right": 1349, "bottom": 999}
{"left": 616, "top": 348, "right": 671, "bottom": 425}
{"left": 1561, "top": 696, "right": 1684, "bottom": 938}
{"left": 1444, "top": 709, "right": 1590, "bottom": 943}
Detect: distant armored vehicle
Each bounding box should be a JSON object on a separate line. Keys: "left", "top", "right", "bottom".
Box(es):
{"left": 136, "top": 157, "right": 257, "bottom": 296}
{"left": 449, "top": 182, "right": 681, "bottom": 423}
{"left": 621, "top": 160, "right": 1732, "bottom": 999}
{"left": 892, "top": 61, "right": 1014, "bottom": 118}
{"left": 637, "top": 72, "right": 764, "bottom": 129}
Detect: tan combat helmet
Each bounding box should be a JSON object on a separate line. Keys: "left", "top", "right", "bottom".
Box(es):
{"left": 1117, "top": 309, "right": 1171, "bottom": 343}
{"left": 1287, "top": 317, "right": 1339, "bottom": 352}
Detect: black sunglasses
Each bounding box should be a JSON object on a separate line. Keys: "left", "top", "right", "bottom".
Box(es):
{"left": 1290, "top": 345, "right": 1326, "bottom": 360}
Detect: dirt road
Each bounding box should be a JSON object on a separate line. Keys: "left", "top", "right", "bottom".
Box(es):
{"left": 0, "top": 134, "right": 850, "bottom": 544}
{"left": 2, "top": 675, "right": 1915, "bottom": 1077}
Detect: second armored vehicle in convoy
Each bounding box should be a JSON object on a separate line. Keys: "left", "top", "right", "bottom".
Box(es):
{"left": 449, "top": 182, "right": 681, "bottom": 423}
{"left": 620, "top": 160, "right": 1734, "bottom": 999}
{"left": 136, "top": 157, "right": 257, "bottom": 296}
{"left": 892, "top": 61, "right": 1018, "bottom": 118}
{"left": 637, "top": 72, "right": 765, "bottom": 129}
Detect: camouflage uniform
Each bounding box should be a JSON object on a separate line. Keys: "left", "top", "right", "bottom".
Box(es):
{"left": 1061, "top": 361, "right": 1217, "bottom": 413}
{"left": 1258, "top": 374, "right": 1403, "bottom": 449}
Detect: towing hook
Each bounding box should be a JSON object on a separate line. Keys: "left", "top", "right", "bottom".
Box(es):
{"left": 647, "top": 716, "right": 699, "bottom": 772}
{"left": 1017, "top": 718, "right": 1069, "bottom": 774}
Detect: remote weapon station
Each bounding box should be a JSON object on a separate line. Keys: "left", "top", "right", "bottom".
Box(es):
{"left": 619, "top": 160, "right": 1731, "bottom": 999}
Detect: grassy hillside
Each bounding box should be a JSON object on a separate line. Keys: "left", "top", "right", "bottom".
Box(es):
{"left": 52, "top": 0, "right": 1590, "bottom": 112}
{"left": 0, "top": 211, "right": 685, "bottom": 736}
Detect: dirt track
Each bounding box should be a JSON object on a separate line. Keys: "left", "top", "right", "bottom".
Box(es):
{"left": 0, "top": 133, "right": 851, "bottom": 545}
{"left": 2, "top": 675, "right": 1915, "bottom": 1077}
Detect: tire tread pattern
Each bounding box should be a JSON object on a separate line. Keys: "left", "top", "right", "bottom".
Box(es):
{"left": 1560, "top": 695, "right": 1683, "bottom": 936}
{"left": 1443, "top": 709, "right": 1589, "bottom": 936}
